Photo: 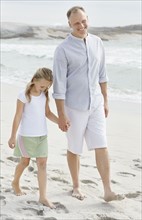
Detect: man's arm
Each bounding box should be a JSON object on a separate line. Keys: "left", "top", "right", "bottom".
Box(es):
{"left": 55, "top": 99, "right": 70, "bottom": 132}
{"left": 100, "top": 82, "right": 109, "bottom": 117}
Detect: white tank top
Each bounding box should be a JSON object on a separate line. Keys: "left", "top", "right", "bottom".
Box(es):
{"left": 18, "top": 90, "right": 47, "bottom": 137}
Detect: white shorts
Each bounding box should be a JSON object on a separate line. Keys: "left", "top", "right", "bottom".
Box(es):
{"left": 65, "top": 102, "right": 107, "bottom": 155}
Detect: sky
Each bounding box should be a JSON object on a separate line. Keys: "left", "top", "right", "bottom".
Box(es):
{"left": 1, "top": 0, "right": 141, "bottom": 27}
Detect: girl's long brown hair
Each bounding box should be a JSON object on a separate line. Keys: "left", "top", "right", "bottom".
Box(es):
{"left": 25, "top": 67, "right": 53, "bottom": 102}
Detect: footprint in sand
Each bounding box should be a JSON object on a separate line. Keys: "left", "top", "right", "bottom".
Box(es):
{"left": 96, "top": 214, "right": 117, "bottom": 220}
{"left": 117, "top": 171, "right": 136, "bottom": 177}
{"left": 4, "top": 217, "right": 15, "bottom": 220}
{"left": 23, "top": 206, "right": 40, "bottom": 215}
{"left": 111, "top": 180, "right": 118, "bottom": 184}
{"left": 134, "top": 164, "right": 142, "bottom": 169}
{"left": 133, "top": 158, "right": 141, "bottom": 163}
{"left": 31, "top": 187, "right": 39, "bottom": 190}
{"left": 7, "top": 156, "right": 20, "bottom": 163}
{"left": 26, "top": 201, "right": 69, "bottom": 215}
{"left": 43, "top": 218, "right": 57, "bottom": 220}
{"left": 0, "top": 195, "right": 6, "bottom": 206}
{"left": 81, "top": 164, "right": 97, "bottom": 168}
{"left": 4, "top": 188, "right": 13, "bottom": 193}
{"left": 53, "top": 202, "right": 69, "bottom": 213}
{"left": 27, "top": 200, "right": 39, "bottom": 205}
{"left": 25, "top": 179, "right": 31, "bottom": 183}
{"left": 51, "top": 176, "right": 69, "bottom": 184}
{"left": 81, "top": 179, "right": 98, "bottom": 186}
{"left": 125, "top": 191, "right": 142, "bottom": 199}
{"left": 132, "top": 158, "right": 142, "bottom": 169}
{"left": 24, "top": 200, "right": 44, "bottom": 216}
{"left": 52, "top": 169, "right": 64, "bottom": 175}
{"left": 28, "top": 166, "right": 34, "bottom": 172}
{"left": 81, "top": 164, "right": 89, "bottom": 167}
{"left": 4, "top": 218, "right": 15, "bottom": 220}
{"left": 22, "top": 186, "right": 30, "bottom": 190}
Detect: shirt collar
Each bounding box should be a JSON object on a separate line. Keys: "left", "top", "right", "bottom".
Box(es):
{"left": 69, "top": 33, "right": 89, "bottom": 42}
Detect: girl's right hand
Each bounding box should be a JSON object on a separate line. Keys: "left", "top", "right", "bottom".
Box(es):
{"left": 8, "top": 138, "right": 16, "bottom": 149}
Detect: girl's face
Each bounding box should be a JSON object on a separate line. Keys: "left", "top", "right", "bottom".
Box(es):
{"left": 33, "top": 79, "right": 52, "bottom": 93}
{"left": 68, "top": 10, "right": 88, "bottom": 39}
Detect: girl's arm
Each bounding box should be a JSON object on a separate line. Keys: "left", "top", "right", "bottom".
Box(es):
{"left": 45, "top": 100, "right": 59, "bottom": 124}
{"left": 8, "top": 100, "right": 24, "bottom": 148}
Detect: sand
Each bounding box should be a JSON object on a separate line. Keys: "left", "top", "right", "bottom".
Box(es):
{"left": 0, "top": 83, "right": 141, "bottom": 220}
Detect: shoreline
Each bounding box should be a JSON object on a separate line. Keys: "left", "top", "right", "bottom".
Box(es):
{"left": 1, "top": 23, "right": 141, "bottom": 40}
{"left": 1, "top": 80, "right": 141, "bottom": 104}
{"left": 1, "top": 82, "right": 141, "bottom": 220}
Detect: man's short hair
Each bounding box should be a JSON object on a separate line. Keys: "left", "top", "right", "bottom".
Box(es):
{"left": 67, "top": 6, "right": 85, "bottom": 19}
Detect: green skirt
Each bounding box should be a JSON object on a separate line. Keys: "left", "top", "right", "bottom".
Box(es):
{"left": 14, "top": 135, "right": 48, "bottom": 158}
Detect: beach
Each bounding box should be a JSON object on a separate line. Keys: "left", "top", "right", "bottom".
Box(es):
{"left": 0, "top": 82, "right": 141, "bottom": 220}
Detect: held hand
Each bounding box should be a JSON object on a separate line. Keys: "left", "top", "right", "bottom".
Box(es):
{"left": 58, "top": 115, "right": 70, "bottom": 132}
{"left": 8, "top": 138, "right": 16, "bottom": 149}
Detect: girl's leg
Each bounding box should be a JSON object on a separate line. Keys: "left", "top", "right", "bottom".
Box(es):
{"left": 12, "top": 157, "right": 30, "bottom": 196}
{"left": 36, "top": 157, "right": 55, "bottom": 209}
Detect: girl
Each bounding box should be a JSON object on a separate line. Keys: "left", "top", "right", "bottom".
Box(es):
{"left": 8, "top": 67, "right": 58, "bottom": 209}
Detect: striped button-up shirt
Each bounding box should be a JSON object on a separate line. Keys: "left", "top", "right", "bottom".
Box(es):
{"left": 53, "top": 33, "right": 108, "bottom": 111}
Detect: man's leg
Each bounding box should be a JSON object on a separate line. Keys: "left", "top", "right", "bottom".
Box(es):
{"left": 67, "top": 150, "right": 84, "bottom": 200}
{"left": 95, "top": 148, "right": 124, "bottom": 202}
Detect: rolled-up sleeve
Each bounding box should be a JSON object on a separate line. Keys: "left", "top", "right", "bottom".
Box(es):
{"left": 99, "top": 40, "right": 109, "bottom": 83}
{"left": 52, "top": 47, "right": 67, "bottom": 100}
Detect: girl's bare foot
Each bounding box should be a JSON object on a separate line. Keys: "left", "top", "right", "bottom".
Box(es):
{"left": 39, "top": 199, "right": 56, "bottom": 209}
{"left": 104, "top": 191, "right": 125, "bottom": 202}
{"left": 72, "top": 188, "right": 85, "bottom": 200}
{"left": 12, "top": 181, "right": 26, "bottom": 196}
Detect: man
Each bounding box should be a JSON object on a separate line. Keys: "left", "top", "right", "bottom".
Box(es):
{"left": 53, "top": 6, "right": 124, "bottom": 202}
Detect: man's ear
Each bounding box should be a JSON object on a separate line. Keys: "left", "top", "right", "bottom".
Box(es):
{"left": 68, "top": 21, "right": 71, "bottom": 27}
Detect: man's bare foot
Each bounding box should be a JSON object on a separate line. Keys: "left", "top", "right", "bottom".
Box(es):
{"left": 39, "top": 199, "right": 56, "bottom": 209}
{"left": 72, "top": 188, "right": 85, "bottom": 200}
{"left": 104, "top": 191, "right": 125, "bottom": 202}
{"left": 12, "top": 181, "right": 26, "bottom": 196}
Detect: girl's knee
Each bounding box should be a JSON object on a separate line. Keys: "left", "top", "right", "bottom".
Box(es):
{"left": 36, "top": 158, "right": 47, "bottom": 169}
{"left": 20, "top": 158, "right": 30, "bottom": 167}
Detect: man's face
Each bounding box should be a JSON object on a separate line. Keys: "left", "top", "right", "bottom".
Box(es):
{"left": 68, "top": 10, "right": 88, "bottom": 38}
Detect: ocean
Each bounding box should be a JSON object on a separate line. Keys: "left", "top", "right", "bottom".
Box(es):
{"left": 1, "top": 34, "right": 141, "bottom": 103}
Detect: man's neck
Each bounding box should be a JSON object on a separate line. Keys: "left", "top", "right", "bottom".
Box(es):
{"left": 71, "top": 32, "right": 88, "bottom": 40}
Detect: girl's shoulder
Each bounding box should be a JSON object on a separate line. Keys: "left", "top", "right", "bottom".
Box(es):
{"left": 18, "top": 89, "right": 28, "bottom": 103}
